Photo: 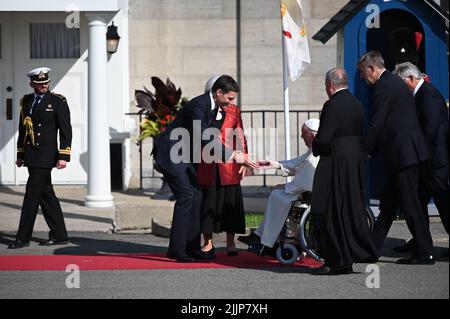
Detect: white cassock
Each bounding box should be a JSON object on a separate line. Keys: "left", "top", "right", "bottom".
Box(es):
{"left": 254, "top": 149, "right": 319, "bottom": 248}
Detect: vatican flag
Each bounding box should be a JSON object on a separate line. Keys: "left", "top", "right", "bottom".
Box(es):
{"left": 281, "top": 0, "right": 311, "bottom": 81}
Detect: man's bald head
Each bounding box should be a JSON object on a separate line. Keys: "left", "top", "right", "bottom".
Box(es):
{"left": 325, "top": 68, "right": 348, "bottom": 98}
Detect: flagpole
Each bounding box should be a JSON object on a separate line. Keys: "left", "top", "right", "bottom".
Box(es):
{"left": 280, "top": 0, "right": 310, "bottom": 184}
{"left": 282, "top": 31, "right": 292, "bottom": 182}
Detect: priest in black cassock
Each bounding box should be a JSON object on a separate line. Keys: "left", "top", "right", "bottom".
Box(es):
{"left": 311, "top": 68, "right": 378, "bottom": 275}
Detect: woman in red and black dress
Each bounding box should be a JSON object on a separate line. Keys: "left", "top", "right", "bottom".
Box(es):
{"left": 197, "top": 103, "right": 251, "bottom": 257}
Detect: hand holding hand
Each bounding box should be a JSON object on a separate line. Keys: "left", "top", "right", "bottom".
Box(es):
{"left": 234, "top": 151, "right": 258, "bottom": 169}
{"left": 255, "top": 160, "right": 280, "bottom": 170}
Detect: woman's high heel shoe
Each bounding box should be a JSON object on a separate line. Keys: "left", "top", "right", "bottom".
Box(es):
{"left": 202, "top": 246, "right": 215, "bottom": 256}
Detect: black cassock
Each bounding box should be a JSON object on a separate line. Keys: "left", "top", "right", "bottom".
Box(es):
{"left": 311, "top": 89, "right": 377, "bottom": 268}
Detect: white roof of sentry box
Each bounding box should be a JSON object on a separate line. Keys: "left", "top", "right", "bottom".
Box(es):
{"left": 0, "top": 0, "right": 121, "bottom": 12}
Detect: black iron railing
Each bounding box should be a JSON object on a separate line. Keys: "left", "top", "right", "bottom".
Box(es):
{"left": 127, "top": 110, "right": 321, "bottom": 189}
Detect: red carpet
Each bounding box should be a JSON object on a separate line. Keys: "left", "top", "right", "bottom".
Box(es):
{"left": 0, "top": 252, "right": 322, "bottom": 271}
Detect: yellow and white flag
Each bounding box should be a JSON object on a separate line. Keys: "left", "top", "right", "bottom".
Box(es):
{"left": 281, "top": 0, "right": 311, "bottom": 81}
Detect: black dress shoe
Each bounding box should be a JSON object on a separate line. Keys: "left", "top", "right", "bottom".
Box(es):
{"left": 312, "top": 264, "right": 353, "bottom": 275}
{"left": 332, "top": 265, "right": 353, "bottom": 275}
{"left": 238, "top": 232, "right": 260, "bottom": 245}
{"left": 311, "top": 265, "right": 331, "bottom": 275}
{"left": 442, "top": 250, "right": 449, "bottom": 258}
{"left": 166, "top": 252, "right": 195, "bottom": 262}
{"left": 227, "top": 250, "right": 239, "bottom": 257}
{"left": 393, "top": 239, "right": 415, "bottom": 253}
{"left": 189, "top": 250, "right": 216, "bottom": 260}
{"left": 359, "top": 256, "right": 379, "bottom": 263}
{"left": 396, "top": 255, "right": 435, "bottom": 265}
{"left": 39, "top": 238, "right": 68, "bottom": 246}
{"left": 7, "top": 240, "right": 30, "bottom": 249}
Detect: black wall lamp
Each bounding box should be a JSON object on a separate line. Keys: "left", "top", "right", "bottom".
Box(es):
{"left": 106, "top": 21, "right": 120, "bottom": 54}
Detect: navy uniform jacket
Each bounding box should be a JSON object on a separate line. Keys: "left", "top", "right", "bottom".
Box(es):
{"left": 362, "top": 71, "right": 430, "bottom": 174}
{"left": 415, "top": 81, "right": 449, "bottom": 169}
{"left": 17, "top": 91, "right": 72, "bottom": 168}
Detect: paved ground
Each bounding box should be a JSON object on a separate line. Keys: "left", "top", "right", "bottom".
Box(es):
{"left": 0, "top": 227, "right": 448, "bottom": 299}
{"left": 0, "top": 185, "right": 448, "bottom": 299}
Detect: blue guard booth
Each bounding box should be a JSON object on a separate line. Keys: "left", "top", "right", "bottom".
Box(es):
{"left": 313, "top": 0, "right": 449, "bottom": 201}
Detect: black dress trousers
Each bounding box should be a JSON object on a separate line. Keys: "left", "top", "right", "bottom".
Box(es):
{"left": 163, "top": 165, "right": 203, "bottom": 256}
{"left": 418, "top": 165, "right": 450, "bottom": 234}
{"left": 373, "top": 165, "right": 434, "bottom": 258}
{"left": 16, "top": 168, "right": 68, "bottom": 242}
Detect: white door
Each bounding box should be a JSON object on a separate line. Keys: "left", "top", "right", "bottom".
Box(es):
{"left": 14, "top": 12, "right": 88, "bottom": 184}
{"left": 0, "top": 13, "right": 15, "bottom": 184}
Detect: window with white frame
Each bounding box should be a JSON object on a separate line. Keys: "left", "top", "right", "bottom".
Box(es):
{"left": 30, "top": 23, "right": 80, "bottom": 59}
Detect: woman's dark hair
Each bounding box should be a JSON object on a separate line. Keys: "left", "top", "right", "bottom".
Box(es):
{"left": 211, "top": 75, "right": 240, "bottom": 94}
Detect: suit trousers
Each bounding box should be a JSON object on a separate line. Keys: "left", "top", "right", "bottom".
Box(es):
{"left": 16, "top": 168, "right": 68, "bottom": 242}
{"left": 419, "top": 164, "right": 449, "bottom": 235}
{"left": 162, "top": 166, "right": 202, "bottom": 255}
{"left": 373, "top": 165, "right": 434, "bottom": 258}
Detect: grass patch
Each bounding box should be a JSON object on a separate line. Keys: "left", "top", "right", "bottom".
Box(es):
{"left": 245, "top": 212, "right": 264, "bottom": 228}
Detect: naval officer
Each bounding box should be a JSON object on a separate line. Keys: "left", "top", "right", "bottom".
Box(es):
{"left": 8, "top": 67, "right": 72, "bottom": 249}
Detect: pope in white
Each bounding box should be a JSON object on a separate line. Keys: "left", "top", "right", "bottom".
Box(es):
{"left": 240, "top": 118, "right": 320, "bottom": 249}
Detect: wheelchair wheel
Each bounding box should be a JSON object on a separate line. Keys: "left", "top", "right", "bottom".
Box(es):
{"left": 275, "top": 243, "right": 299, "bottom": 265}
{"left": 299, "top": 206, "right": 323, "bottom": 261}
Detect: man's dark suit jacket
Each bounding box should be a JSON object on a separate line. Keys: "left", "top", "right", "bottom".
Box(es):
{"left": 152, "top": 92, "right": 230, "bottom": 177}
{"left": 415, "top": 81, "right": 449, "bottom": 169}
{"left": 362, "top": 71, "right": 430, "bottom": 174}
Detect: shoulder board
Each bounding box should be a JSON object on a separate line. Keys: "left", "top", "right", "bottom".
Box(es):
{"left": 51, "top": 92, "right": 67, "bottom": 102}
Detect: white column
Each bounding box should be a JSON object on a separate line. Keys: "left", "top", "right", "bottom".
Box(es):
{"left": 85, "top": 13, "right": 114, "bottom": 207}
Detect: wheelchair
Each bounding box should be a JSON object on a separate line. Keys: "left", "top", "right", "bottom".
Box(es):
{"left": 273, "top": 192, "right": 376, "bottom": 265}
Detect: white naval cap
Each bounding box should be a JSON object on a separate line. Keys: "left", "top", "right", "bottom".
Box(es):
{"left": 27, "top": 67, "right": 51, "bottom": 83}
{"left": 304, "top": 118, "right": 320, "bottom": 132}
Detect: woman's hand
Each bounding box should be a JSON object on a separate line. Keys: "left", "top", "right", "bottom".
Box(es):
{"left": 239, "top": 166, "right": 254, "bottom": 178}
{"left": 233, "top": 151, "right": 258, "bottom": 168}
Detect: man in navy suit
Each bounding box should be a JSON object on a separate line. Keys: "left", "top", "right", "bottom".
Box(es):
{"left": 358, "top": 51, "right": 434, "bottom": 265}
{"left": 394, "top": 62, "right": 449, "bottom": 256}
{"left": 152, "top": 75, "right": 256, "bottom": 262}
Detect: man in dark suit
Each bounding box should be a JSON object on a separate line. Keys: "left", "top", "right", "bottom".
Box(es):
{"left": 8, "top": 67, "right": 72, "bottom": 249}
{"left": 152, "top": 75, "right": 256, "bottom": 262}
{"left": 393, "top": 62, "right": 449, "bottom": 256}
{"left": 358, "top": 51, "right": 434, "bottom": 265}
